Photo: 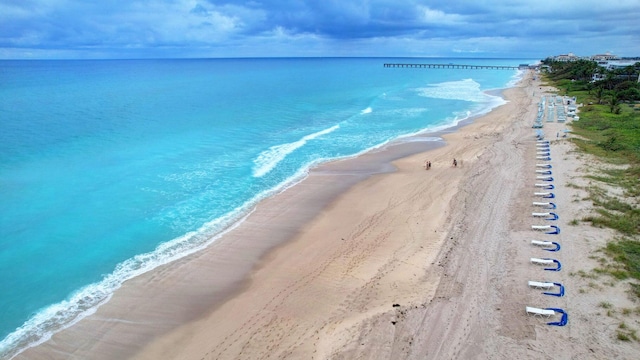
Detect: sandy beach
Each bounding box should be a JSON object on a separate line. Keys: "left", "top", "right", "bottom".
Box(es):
{"left": 17, "top": 72, "right": 640, "bottom": 360}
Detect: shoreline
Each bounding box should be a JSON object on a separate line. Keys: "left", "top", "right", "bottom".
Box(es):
{"left": 2, "top": 73, "right": 512, "bottom": 360}
{"left": 17, "top": 72, "right": 532, "bottom": 359}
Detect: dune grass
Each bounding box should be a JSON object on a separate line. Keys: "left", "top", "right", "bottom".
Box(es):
{"left": 546, "top": 73, "right": 640, "bottom": 298}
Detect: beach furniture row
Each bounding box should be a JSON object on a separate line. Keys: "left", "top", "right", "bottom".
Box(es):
{"left": 527, "top": 139, "right": 567, "bottom": 326}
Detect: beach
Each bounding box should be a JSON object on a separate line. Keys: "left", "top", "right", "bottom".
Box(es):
{"left": 16, "top": 71, "right": 640, "bottom": 359}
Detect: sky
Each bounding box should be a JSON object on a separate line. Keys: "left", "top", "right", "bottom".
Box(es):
{"left": 1, "top": 0, "right": 639, "bottom": 60}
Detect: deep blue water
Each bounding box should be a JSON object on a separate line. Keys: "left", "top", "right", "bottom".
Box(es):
{"left": 0, "top": 57, "right": 531, "bottom": 357}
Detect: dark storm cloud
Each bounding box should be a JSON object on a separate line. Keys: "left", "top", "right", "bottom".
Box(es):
{"left": 0, "top": 0, "right": 638, "bottom": 59}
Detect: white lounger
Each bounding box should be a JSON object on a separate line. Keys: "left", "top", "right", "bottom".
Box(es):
{"left": 531, "top": 240, "right": 554, "bottom": 247}
{"left": 532, "top": 212, "right": 551, "bottom": 217}
{"left": 532, "top": 202, "right": 556, "bottom": 209}
{"left": 534, "top": 192, "right": 551, "bottom": 196}
{"left": 532, "top": 225, "right": 552, "bottom": 230}
{"left": 530, "top": 257, "right": 553, "bottom": 265}
{"left": 528, "top": 281, "right": 555, "bottom": 289}
{"left": 526, "top": 306, "right": 555, "bottom": 318}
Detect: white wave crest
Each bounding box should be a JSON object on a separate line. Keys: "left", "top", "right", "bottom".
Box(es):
{"left": 507, "top": 69, "right": 526, "bottom": 88}
{"left": 360, "top": 107, "right": 372, "bottom": 115}
{"left": 417, "top": 78, "right": 493, "bottom": 102}
{"left": 252, "top": 125, "right": 339, "bottom": 178}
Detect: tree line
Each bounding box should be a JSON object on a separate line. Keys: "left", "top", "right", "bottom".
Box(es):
{"left": 541, "top": 58, "right": 640, "bottom": 113}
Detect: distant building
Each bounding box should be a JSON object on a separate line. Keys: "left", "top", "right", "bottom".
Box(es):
{"left": 553, "top": 53, "right": 580, "bottom": 62}
{"left": 591, "top": 52, "right": 618, "bottom": 61}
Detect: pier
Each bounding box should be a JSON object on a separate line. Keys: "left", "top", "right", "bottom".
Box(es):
{"left": 384, "top": 63, "right": 519, "bottom": 70}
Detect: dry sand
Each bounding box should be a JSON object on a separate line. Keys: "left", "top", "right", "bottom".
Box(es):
{"left": 17, "top": 72, "right": 640, "bottom": 360}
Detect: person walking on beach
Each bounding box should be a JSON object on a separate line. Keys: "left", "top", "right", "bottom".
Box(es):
{"left": 453, "top": 158, "right": 457, "bottom": 167}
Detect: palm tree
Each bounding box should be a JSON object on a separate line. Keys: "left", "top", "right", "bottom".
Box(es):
{"left": 609, "top": 93, "right": 620, "bottom": 114}
{"left": 595, "top": 86, "right": 605, "bottom": 104}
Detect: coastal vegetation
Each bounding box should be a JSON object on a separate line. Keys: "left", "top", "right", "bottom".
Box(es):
{"left": 541, "top": 58, "right": 640, "bottom": 299}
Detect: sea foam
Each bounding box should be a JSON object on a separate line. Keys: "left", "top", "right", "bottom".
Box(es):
{"left": 0, "top": 208, "right": 253, "bottom": 359}
{"left": 417, "top": 78, "right": 493, "bottom": 103}
{"left": 252, "top": 125, "right": 339, "bottom": 178}
{"left": 360, "top": 107, "right": 372, "bottom": 114}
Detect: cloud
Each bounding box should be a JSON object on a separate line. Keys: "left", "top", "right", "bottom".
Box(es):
{"left": 417, "top": 6, "right": 463, "bottom": 25}
{"left": 0, "top": 0, "right": 638, "bottom": 59}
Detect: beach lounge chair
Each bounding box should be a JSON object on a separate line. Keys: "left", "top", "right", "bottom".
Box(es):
{"left": 531, "top": 240, "right": 561, "bottom": 251}
{"left": 536, "top": 163, "right": 552, "bottom": 168}
{"left": 536, "top": 176, "right": 554, "bottom": 182}
{"left": 536, "top": 156, "right": 551, "bottom": 161}
{"left": 531, "top": 225, "right": 560, "bottom": 234}
{"left": 532, "top": 212, "right": 550, "bottom": 217}
{"left": 532, "top": 212, "right": 557, "bottom": 220}
{"left": 535, "top": 170, "right": 552, "bottom": 175}
{"left": 526, "top": 306, "right": 555, "bottom": 318}
{"left": 532, "top": 202, "right": 556, "bottom": 209}
{"left": 528, "top": 281, "right": 555, "bottom": 289}
{"left": 530, "top": 257, "right": 553, "bottom": 265}
{"left": 533, "top": 192, "right": 555, "bottom": 198}
{"left": 526, "top": 307, "right": 568, "bottom": 326}
{"left": 530, "top": 257, "right": 562, "bottom": 271}
{"left": 531, "top": 212, "right": 558, "bottom": 220}
{"left": 534, "top": 183, "right": 554, "bottom": 190}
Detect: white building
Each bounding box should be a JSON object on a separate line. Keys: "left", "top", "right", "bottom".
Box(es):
{"left": 554, "top": 53, "right": 580, "bottom": 62}
{"left": 591, "top": 53, "right": 618, "bottom": 61}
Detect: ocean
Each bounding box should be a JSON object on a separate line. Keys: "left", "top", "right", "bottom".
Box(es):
{"left": 0, "top": 57, "right": 530, "bottom": 357}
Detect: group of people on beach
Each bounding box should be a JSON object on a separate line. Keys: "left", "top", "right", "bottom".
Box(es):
{"left": 424, "top": 158, "right": 459, "bottom": 170}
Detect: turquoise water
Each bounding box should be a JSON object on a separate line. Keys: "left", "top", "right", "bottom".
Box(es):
{"left": 0, "top": 57, "right": 530, "bottom": 357}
